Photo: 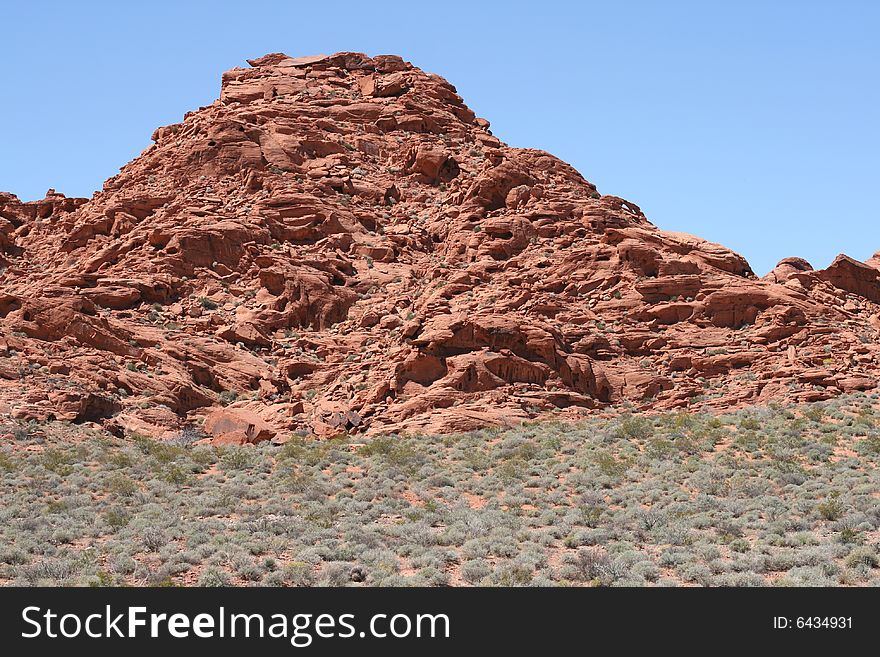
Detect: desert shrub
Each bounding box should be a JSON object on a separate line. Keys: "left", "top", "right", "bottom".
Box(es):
{"left": 360, "top": 437, "right": 425, "bottom": 474}
{"left": 776, "top": 566, "right": 834, "bottom": 587}
{"left": 319, "top": 562, "right": 353, "bottom": 587}
{"left": 104, "top": 507, "right": 131, "bottom": 530}
{"left": 461, "top": 538, "right": 490, "bottom": 559}
{"left": 198, "top": 567, "right": 230, "bottom": 587}
{"left": 617, "top": 415, "right": 652, "bottom": 440}
{"left": 41, "top": 448, "right": 79, "bottom": 476}
{"left": 590, "top": 450, "right": 629, "bottom": 478}
{"left": 0, "top": 546, "right": 29, "bottom": 566}
{"left": 845, "top": 546, "right": 878, "bottom": 569}
{"left": 18, "top": 559, "right": 80, "bottom": 585}
{"left": 630, "top": 560, "right": 660, "bottom": 582}
{"left": 817, "top": 493, "right": 845, "bottom": 521}
{"left": 141, "top": 528, "right": 169, "bottom": 552}
{"left": 578, "top": 494, "right": 605, "bottom": 528}
{"left": 219, "top": 448, "right": 254, "bottom": 471}
{"left": 108, "top": 554, "right": 138, "bottom": 575}
{"left": 565, "top": 547, "right": 621, "bottom": 585}
{"left": 458, "top": 558, "right": 489, "bottom": 585}
{"left": 281, "top": 562, "right": 315, "bottom": 587}
{"left": 712, "top": 572, "right": 766, "bottom": 587}
{"left": 490, "top": 562, "right": 533, "bottom": 586}
{"left": 160, "top": 463, "right": 191, "bottom": 485}
{"left": 233, "top": 556, "right": 264, "bottom": 581}
{"left": 106, "top": 473, "right": 138, "bottom": 497}
{"left": 419, "top": 566, "right": 449, "bottom": 586}
{"left": 0, "top": 450, "right": 17, "bottom": 472}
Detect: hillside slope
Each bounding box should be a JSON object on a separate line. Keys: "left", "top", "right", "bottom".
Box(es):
{"left": 1, "top": 52, "right": 878, "bottom": 441}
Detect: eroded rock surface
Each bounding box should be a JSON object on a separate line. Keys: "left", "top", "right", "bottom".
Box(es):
{"left": 1, "top": 52, "right": 878, "bottom": 438}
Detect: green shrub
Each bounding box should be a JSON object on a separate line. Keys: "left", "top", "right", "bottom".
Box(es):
{"left": 283, "top": 562, "right": 315, "bottom": 587}
{"left": 41, "top": 448, "right": 77, "bottom": 475}
{"left": 591, "top": 451, "right": 629, "bottom": 478}
{"left": 104, "top": 508, "right": 130, "bottom": 530}
{"left": 360, "top": 437, "right": 424, "bottom": 474}
{"left": 0, "top": 451, "right": 16, "bottom": 472}
{"left": 845, "top": 547, "right": 878, "bottom": 569}
{"left": 817, "top": 493, "right": 845, "bottom": 521}
{"left": 107, "top": 473, "right": 138, "bottom": 497}
{"left": 617, "top": 416, "right": 652, "bottom": 440}
{"left": 220, "top": 448, "right": 254, "bottom": 471}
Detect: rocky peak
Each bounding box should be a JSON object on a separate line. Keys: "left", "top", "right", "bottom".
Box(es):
{"left": 0, "top": 53, "right": 878, "bottom": 440}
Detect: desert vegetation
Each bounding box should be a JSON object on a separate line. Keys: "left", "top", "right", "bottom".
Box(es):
{"left": 1, "top": 393, "right": 879, "bottom": 587}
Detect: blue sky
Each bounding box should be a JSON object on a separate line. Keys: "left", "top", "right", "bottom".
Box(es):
{"left": 1, "top": 1, "right": 877, "bottom": 274}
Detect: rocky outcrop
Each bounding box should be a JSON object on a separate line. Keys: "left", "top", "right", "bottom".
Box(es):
{"left": 764, "top": 257, "right": 813, "bottom": 284}
{"left": 0, "top": 52, "right": 877, "bottom": 438}
{"left": 815, "top": 255, "right": 880, "bottom": 303}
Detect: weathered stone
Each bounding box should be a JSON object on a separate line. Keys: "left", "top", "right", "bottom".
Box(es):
{"left": 0, "top": 51, "right": 876, "bottom": 440}
{"left": 204, "top": 408, "right": 275, "bottom": 444}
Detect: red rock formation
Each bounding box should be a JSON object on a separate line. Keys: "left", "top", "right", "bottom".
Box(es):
{"left": 1, "top": 52, "right": 878, "bottom": 438}
{"left": 815, "top": 255, "right": 880, "bottom": 303}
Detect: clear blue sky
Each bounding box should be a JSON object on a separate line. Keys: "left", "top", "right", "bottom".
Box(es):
{"left": 2, "top": 1, "right": 877, "bottom": 274}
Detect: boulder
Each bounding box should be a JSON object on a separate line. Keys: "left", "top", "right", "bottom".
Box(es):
{"left": 203, "top": 408, "right": 276, "bottom": 444}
